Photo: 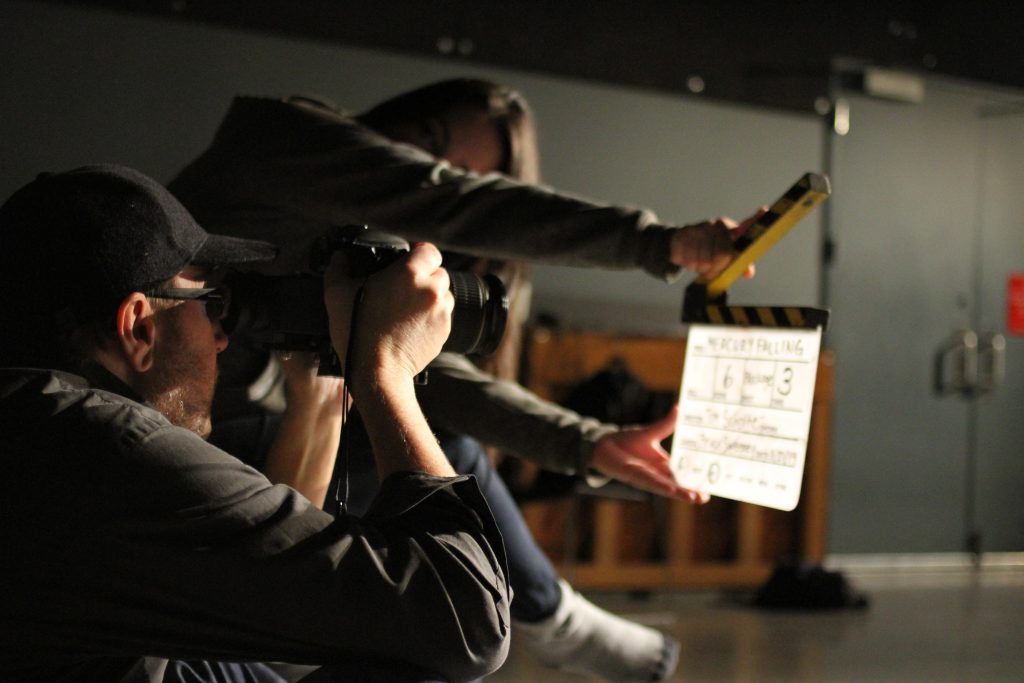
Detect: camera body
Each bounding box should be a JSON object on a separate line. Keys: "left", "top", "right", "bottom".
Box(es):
{"left": 220, "top": 226, "right": 508, "bottom": 375}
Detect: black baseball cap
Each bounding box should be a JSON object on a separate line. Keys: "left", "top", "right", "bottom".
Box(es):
{"left": 0, "top": 164, "right": 277, "bottom": 328}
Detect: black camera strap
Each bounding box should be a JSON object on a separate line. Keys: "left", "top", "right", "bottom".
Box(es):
{"left": 334, "top": 284, "right": 367, "bottom": 515}
{"left": 336, "top": 385, "right": 352, "bottom": 515}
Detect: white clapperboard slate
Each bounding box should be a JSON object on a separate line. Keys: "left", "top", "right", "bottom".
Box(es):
{"left": 670, "top": 172, "right": 831, "bottom": 511}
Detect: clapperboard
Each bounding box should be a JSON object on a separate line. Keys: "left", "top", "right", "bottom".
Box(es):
{"left": 670, "top": 173, "right": 831, "bottom": 511}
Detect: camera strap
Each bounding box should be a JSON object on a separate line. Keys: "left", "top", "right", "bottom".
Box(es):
{"left": 336, "top": 382, "right": 352, "bottom": 515}
{"left": 334, "top": 284, "right": 367, "bottom": 515}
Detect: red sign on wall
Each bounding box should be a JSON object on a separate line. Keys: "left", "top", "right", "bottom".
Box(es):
{"left": 1010, "top": 274, "right": 1024, "bottom": 336}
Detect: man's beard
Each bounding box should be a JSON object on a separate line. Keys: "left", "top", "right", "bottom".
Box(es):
{"left": 137, "top": 313, "right": 218, "bottom": 438}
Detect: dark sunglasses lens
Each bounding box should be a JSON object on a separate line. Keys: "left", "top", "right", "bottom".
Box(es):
{"left": 203, "top": 297, "right": 227, "bottom": 322}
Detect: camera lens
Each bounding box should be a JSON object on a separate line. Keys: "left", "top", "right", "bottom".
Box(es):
{"left": 446, "top": 272, "right": 508, "bottom": 356}
{"left": 220, "top": 264, "right": 509, "bottom": 369}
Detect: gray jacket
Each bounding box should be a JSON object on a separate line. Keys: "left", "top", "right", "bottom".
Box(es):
{"left": 0, "top": 367, "right": 510, "bottom": 682}
{"left": 169, "top": 97, "right": 683, "bottom": 280}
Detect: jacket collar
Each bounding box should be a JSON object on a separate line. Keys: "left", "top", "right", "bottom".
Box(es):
{"left": 79, "top": 362, "right": 148, "bottom": 405}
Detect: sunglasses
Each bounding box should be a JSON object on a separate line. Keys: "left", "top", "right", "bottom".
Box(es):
{"left": 143, "top": 287, "right": 230, "bottom": 322}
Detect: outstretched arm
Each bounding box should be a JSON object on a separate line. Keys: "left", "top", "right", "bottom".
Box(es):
{"left": 419, "top": 354, "right": 707, "bottom": 502}
{"left": 170, "top": 97, "right": 762, "bottom": 282}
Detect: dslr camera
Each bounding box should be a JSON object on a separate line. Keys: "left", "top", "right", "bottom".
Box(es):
{"left": 220, "top": 226, "right": 508, "bottom": 375}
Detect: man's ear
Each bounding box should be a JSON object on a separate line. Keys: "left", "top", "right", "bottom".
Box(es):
{"left": 115, "top": 293, "right": 158, "bottom": 373}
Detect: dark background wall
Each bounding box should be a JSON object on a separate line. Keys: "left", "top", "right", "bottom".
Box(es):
{"left": 32, "top": 0, "right": 1024, "bottom": 115}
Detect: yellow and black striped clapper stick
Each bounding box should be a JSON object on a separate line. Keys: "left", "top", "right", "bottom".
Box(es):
{"left": 682, "top": 172, "right": 832, "bottom": 329}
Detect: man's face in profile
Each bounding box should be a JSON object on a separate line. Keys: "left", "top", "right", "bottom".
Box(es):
{"left": 137, "top": 268, "right": 228, "bottom": 438}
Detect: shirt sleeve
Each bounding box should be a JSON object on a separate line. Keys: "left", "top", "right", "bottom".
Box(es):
{"left": 168, "top": 97, "right": 683, "bottom": 282}
{"left": 417, "top": 352, "right": 617, "bottom": 475}
{"left": 43, "top": 422, "right": 511, "bottom": 682}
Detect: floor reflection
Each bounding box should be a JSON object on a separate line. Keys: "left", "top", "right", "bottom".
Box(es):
{"left": 486, "top": 566, "right": 1024, "bottom": 682}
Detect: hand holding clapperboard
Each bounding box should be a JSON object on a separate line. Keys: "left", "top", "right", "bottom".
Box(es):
{"left": 672, "top": 173, "right": 831, "bottom": 511}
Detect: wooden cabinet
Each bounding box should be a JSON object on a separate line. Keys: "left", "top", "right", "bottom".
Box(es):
{"left": 519, "top": 328, "right": 835, "bottom": 589}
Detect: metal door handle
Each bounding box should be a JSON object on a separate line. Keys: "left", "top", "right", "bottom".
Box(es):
{"left": 934, "top": 329, "right": 978, "bottom": 396}
{"left": 976, "top": 331, "right": 1006, "bottom": 395}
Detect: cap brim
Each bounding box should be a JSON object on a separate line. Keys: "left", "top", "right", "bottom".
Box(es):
{"left": 193, "top": 233, "right": 278, "bottom": 267}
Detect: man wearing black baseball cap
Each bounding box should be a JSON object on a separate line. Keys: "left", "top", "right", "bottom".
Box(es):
{"left": 0, "top": 165, "right": 510, "bottom": 682}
